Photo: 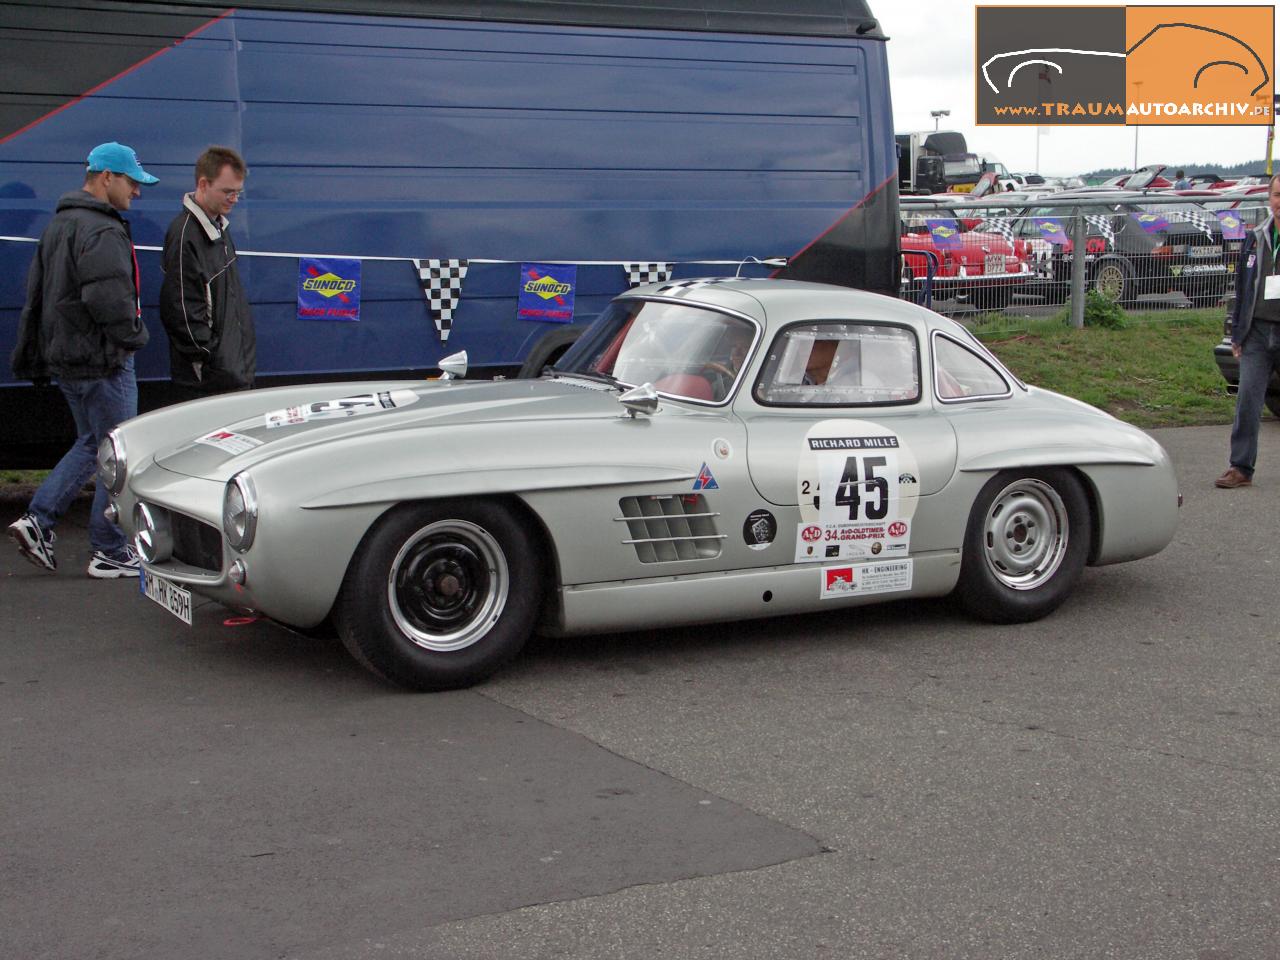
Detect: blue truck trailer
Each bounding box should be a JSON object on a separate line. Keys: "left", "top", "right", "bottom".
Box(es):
{"left": 0, "top": 0, "right": 899, "bottom": 465}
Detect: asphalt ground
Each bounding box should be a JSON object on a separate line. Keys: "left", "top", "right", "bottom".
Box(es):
{"left": 2, "top": 424, "right": 1278, "bottom": 960}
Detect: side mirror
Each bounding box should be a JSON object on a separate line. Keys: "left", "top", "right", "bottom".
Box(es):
{"left": 618, "top": 383, "right": 660, "bottom": 418}
{"left": 438, "top": 350, "right": 468, "bottom": 380}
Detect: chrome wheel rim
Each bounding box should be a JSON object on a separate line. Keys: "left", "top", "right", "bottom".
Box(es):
{"left": 388, "top": 520, "right": 509, "bottom": 652}
{"left": 981, "top": 479, "right": 1068, "bottom": 591}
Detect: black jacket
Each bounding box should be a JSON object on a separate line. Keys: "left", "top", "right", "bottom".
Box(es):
{"left": 10, "top": 190, "right": 149, "bottom": 382}
{"left": 1230, "top": 214, "right": 1276, "bottom": 346}
{"left": 159, "top": 195, "right": 255, "bottom": 391}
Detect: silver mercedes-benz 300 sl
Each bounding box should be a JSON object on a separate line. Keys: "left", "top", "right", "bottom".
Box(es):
{"left": 102, "top": 279, "right": 1179, "bottom": 690}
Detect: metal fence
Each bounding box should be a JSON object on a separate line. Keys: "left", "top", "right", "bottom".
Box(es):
{"left": 898, "top": 192, "right": 1268, "bottom": 326}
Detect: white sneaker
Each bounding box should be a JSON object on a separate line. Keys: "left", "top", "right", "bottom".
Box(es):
{"left": 87, "top": 545, "right": 141, "bottom": 580}
{"left": 9, "top": 514, "right": 56, "bottom": 571}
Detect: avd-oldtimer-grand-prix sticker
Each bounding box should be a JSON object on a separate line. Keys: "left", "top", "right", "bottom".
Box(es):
{"left": 794, "top": 419, "right": 920, "bottom": 564}
{"left": 263, "top": 389, "right": 420, "bottom": 429}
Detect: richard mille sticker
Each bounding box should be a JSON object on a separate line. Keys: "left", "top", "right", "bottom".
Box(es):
{"left": 195, "top": 430, "right": 264, "bottom": 455}
{"left": 742, "top": 509, "right": 777, "bottom": 550}
{"left": 263, "top": 389, "right": 420, "bottom": 429}
{"left": 820, "top": 559, "right": 913, "bottom": 599}
{"left": 794, "top": 419, "right": 920, "bottom": 563}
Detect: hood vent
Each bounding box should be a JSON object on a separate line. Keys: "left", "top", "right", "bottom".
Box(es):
{"left": 616, "top": 494, "right": 724, "bottom": 563}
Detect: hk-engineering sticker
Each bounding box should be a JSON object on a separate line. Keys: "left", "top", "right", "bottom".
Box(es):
{"left": 820, "top": 559, "right": 914, "bottom": 600}
{"left": 794, "top": 419, "right": 920, "bottom": 564}
{"left": 263, "top": 389, "right": 420, "bottom": 429}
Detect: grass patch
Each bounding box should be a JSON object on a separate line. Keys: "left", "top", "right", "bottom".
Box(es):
{"left": 976, "top": 308, "right": 1233, "bottom": 428}
{"left": 0, "top": 469, "right": 50, "bottom": 484}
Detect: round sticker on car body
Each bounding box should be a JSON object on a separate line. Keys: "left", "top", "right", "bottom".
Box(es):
{"left": 794, "top": 419, "right": 920, "bottom": 563}
{"left": 743, "top": 509, "right": 777, "bottom": 550}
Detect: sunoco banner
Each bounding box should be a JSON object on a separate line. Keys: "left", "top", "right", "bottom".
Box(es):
{"left": 517, "top": 262, "right": 576, "bottom": 323}
{"left": 298, "top": 257, "right": 362, "bottom": 321}
{"left": 977, "top": 5, "right": 1274, "bottom": 126}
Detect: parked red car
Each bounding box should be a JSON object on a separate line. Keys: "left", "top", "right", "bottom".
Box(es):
{"left": 900, "top": 213, "right": 1031, "bottom": 310}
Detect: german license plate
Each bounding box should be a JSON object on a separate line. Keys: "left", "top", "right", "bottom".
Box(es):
{"left": 984, "top": 254, "right": 1005, "bottom": 275}
{"left": 140, "top": 568, "right": 193, "bottom": 625}
{"left": 1189, "top": 246, "right": 1222, "bottom": 258}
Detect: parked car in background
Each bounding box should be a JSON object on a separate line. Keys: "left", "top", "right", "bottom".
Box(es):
{"left": 102, "top": 279, "right": 1181, "bottom": 690}
{"left": 982, "top": 194, "right": 1231, "bottom": 306}
{"left": 900, "top": 210, "right": 1032, "bottom": 309}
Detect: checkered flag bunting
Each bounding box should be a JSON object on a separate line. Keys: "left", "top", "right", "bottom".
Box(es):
{"left": 413, "top": 259, "right": 469, "bottom": 341}
{"left": 1169, "top": 207, "right": 1214, "bottom": 238}
{"left": 1084, "top": 214, "right": 1115, "bottom": 248}
{"left": 981, "top": 217, "right": 1015, "bottom": 243}
{"left": 624, "top": 262, "right": 674, "bottom": 287}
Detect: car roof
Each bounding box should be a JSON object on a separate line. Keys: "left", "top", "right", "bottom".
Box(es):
{"left": 621, "top": 277, "right": 942, "bottom": 333}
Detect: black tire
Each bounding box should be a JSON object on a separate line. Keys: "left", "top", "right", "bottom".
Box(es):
{"left": 333, "top": 499, "right": 541, "bottom": 690}
{"left": 956, "top": 468, "right": 1090, "bottom": 624}
{"left": 1090, "top": 257, "right": 1133, "bottom": 305}
{"left": 517, "top": 326, "right": 583, "bottom": 378}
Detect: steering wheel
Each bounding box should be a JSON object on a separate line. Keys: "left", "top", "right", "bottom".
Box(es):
{"left": 700, "top": 361, "right": 736, "bottom": 379}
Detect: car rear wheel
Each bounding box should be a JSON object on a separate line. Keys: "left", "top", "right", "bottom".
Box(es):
{"left": 334, "top": 499, "right": 541, "bottom": 690}
{"left": 956, "top": 469, "right": 1090, "bottom": 623}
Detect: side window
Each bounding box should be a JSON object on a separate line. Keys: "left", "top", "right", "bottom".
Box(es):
{"left": 755, "top": 322, "right": 919, "bottom": 406}
{"left": 933, "top": 333, "right": 1011, "bottom": 401}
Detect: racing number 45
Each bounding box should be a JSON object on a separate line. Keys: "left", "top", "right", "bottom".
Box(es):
{"left": 834, "top": 455, "right": 888, "bottom": 521}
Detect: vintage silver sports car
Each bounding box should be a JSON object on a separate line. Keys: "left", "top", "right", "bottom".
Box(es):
{"left": 102, "top": 279, "right": 1180, "bottom": 690}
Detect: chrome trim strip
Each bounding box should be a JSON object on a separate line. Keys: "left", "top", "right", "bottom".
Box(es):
{"left": 622, "top": 534, "right": 729, "bottom": 544}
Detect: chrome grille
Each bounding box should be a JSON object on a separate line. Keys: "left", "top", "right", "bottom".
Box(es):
{"left": 615, "top": 494, "right": 724, "bottom": 563}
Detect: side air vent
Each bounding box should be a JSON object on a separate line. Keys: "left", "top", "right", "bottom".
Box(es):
{"left": 615, "top": 494, "right": 724, "bottom": 563}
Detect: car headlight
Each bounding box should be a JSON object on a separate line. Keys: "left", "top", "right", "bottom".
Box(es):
{"left": 222, "top": 473, "right": 258, "bottom": 553}
{"left": 133, "top": 501, "right": 173, "bottom": 563}
{"left": 98, "top": 431, "right": 126, "bottom": 494}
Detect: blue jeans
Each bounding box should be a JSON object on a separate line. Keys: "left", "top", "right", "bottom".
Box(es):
{"left": 1229, "top": 321, "right": 1280, "bottom": 477}
{"left": 29, "top": 356, "right": 137, "bottom": 553}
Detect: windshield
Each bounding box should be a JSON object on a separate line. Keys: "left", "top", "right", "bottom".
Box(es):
{"left": 555, "top": 298, "right": 758, "bottom": 404}
{"left": 944, "top": 155, "right": 981, "bottom": 177}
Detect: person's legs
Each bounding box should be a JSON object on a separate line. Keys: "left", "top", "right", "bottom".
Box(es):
{"left": 1228, "top": 325, "right": 1271, "bottom": 476}
{"left": 79, "top": 357, "right": 138, "bottom": 555}
{"left": 27, "top": 380, "right": 99, "bottom": 532}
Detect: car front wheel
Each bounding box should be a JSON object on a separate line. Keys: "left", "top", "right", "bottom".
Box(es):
{"left": 956, "top": 469, "right": 1090, "bottom": 623}
{"left": 1090, "top": 257, "right": 1133, "bottom": 304}
{"left": 334, "top": 499, "right": 541, "bottom": 690}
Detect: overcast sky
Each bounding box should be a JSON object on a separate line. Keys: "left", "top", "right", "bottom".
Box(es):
{"left": 877, "top": 1, "right": 1277, "bottom": 177}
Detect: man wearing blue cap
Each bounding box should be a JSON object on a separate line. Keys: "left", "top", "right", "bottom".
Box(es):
{"left": 8, "top": 141, "right": 158, "bottom": 578}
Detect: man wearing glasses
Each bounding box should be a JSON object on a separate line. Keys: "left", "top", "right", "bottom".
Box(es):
{"left": 8, "top": 141, "right": 156, "bottom": 578}
{"left": 159, "top": 145, "right": 255, "bottom": 402}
